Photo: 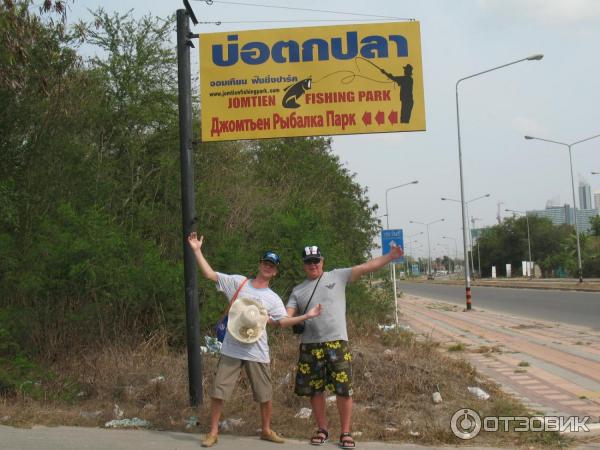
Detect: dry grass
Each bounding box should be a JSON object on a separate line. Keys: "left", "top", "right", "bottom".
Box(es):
{"left": 0, "top": 325, "right": 570, "bottom": 448}
{"left": 472, "top": 345, "right": 503, "bottom": 354}
{"left": 447, "top": 343, "right": 467, "bottom": 352}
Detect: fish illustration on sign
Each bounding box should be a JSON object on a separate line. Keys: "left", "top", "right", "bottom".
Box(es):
{"left": 282, "top": 78, "right": 311, "bottom": 108}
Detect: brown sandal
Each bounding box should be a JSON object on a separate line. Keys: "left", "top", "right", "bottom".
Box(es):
{"left": 339, "top": 432, "right": 356, "bottom": 448}
{"left": 310, "top": 428, "right": 329, "bottom": 446}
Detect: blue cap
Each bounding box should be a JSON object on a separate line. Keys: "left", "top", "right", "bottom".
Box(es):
{"left": 260, "top": 251, "right": 280, "bottom": 265}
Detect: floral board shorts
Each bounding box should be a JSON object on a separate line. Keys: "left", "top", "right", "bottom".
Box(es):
{"left": 294, "top": 340, "right": 353, "bottom": 397}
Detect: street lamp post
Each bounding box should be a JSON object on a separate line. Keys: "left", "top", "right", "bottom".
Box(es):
{"left": 405, "top": 231, "right": 423, "bottom": 277}
{"left": 385, "top": 180, "right": 419, "bottom": 229}
{"left": 470, "top": 216, "right": 483, "bottom": 278}
{"left": 436, "top": 243, "right": 452, "bottom": 273}
{"left": 442, "top": 236, "right": 458, "bottom": 274}
{"left": 384, "top": 180, "right": 419, "bottom": 324}
{"left": 455, "top": 54, "right": 543, "bottom": 310}
{"left": 441, "top": 194, "right": 490, "bottom": 278}
{"left": 524, "top": 133, "right": 600, "bottom": 282}
{"left": 409, "top": 219, "right": 445, "bottom": 278}
{"left": 407, "top": 239, "right": 423, "bottom": 276}
{"left": 476, "top": 240, "right": 481, "bottom": 279}
{"left": 505, "top": 208, "right": 533, "bottom": 278}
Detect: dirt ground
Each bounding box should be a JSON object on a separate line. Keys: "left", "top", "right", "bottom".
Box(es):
{"left": 0, "top": 321, "right": 572, "bottom": 449}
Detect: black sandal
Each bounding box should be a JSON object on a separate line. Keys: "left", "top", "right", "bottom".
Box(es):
{"left": 339, "top": 432, "right": 356, "bottom": 449}
{"left": 310, "top": 428, "right": 329, "bottom": 446}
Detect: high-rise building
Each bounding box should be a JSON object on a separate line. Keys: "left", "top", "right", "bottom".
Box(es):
{"left": 528, "top": 203, "right": 599, "bottom": 234}
{"left": 528, "top": 204, "right": 573, "bottom": 227}
{"left": 594, "top": 190, "right": 600, "bottom": 210}
{"left": 579, "top": 181, "right": 592, "bottom": 210}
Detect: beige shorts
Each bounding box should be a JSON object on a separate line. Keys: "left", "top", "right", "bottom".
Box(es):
{"left": 211, "top": 354, "right": 272, "bottom": 403}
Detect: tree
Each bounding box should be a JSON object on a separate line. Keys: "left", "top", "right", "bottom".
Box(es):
{"left": 478, "top": 216, "right": 574, "bottom": 278}
{"left": 0, "top": 5, "right": 383, "bottom": 358}
{"left": 590, "top": 216, "right": 600, "bottom": 237}
{"left": 1, "top": 6, "right": 185, "bottom": 354}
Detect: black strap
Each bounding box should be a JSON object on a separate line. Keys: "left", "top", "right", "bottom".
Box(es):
{"left": 301, "top": 275, "right": 323, "bottom": 315}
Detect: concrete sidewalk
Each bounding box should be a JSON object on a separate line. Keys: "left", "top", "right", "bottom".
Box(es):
{"left": 399, "top": 293, "right": 600, "bottom": 423}
{"left": 1, "top": 425, "right": 599, "bottom": 450}
{"left": 0, "top": 425, "right": 578, "bottom": 450}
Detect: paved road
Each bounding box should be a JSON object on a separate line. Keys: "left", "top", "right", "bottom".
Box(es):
{"left": 399, "top": 282, "right": 600, "bottom": 330}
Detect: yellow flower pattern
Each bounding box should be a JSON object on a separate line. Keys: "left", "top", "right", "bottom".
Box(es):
{"left": 299, "top": 363, "right": 310, "bottom": 374}
{"left": 295, "top": 341, "right": 353, "bottom": 397}
{"left": 335, "top": 371, "right": 348, "bottom": 383}
{"left": 311, "top": 348, "right": 325, "bottom": 359}
{"left": 309, "top": 379, "right": 324, "bottom": 389}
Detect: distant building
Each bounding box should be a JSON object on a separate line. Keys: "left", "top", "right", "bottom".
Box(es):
{"left": 594, "top": 190, "right": 600, "bottom": 210}
{"left": 577, "top": 209, "right": 600, "bottom": 233}
{"left": 527, "top": 202, "right": 599, "bottom": 234}
{"left": 529, "top": 203, "right": 571, "bottom": 226}
{"left": 579, "top": 181, "right": 592, "bottom": 210}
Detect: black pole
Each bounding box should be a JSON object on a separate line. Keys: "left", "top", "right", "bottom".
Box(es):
{"left": 177, "top": 8, "right": 202, "bottom": 407}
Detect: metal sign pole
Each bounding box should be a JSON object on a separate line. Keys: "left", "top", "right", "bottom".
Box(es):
{"left": 392, "top": 263, "right": 398, "bottom": 327}
{"left": 177, "top": 7, "right": 202, "bottom": 407}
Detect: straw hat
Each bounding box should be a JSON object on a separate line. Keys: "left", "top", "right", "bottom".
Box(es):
{"left": 227, "top": 298, "right": 269, "bottom": 344}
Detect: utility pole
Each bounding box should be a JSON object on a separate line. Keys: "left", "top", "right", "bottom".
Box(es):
{"left": 177, "top": 1, "right": 202, "bottom": 407}
{"left": 471, "top": 217, "right": 482, "bottom": 278}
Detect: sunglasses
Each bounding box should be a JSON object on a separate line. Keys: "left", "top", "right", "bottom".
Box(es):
{"left": 304, "top": 258, "right": 321, "bottom": 265}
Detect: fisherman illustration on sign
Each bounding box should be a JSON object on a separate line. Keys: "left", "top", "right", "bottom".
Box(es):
{"left": 380, "top": 64, "right": 414, "bottom": 123}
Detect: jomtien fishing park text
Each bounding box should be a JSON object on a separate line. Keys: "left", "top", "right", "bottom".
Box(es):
{"left": 225, "top": 90, "right": 393, "bottom": 109}
{"left": 210, "top": 32, "right": 409, "bottom": 67}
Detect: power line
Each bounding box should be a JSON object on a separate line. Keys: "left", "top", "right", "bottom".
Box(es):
{"left": 192, "top": 0, "right": 414, "bottom": 21}
{"left": 197, "top": 19, "right": 405, "bottom": 25}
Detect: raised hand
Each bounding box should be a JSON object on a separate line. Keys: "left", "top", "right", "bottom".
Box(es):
{"left": 187, "top": 232, "right": 204, "bottom": 251}
{"left": 306, "top": 303, "right": 322, "bottom": 319}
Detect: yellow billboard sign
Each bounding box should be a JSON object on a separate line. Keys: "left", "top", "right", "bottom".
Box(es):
{"left": 199, "top": 22, "right": 425, "bottom": 142}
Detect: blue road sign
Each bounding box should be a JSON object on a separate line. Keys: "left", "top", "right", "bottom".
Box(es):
{"left": 381, "top": 229, "right": 404, "bottom": 263}
{"left": 412, "top": 263, "right": 420, "bottom": 275}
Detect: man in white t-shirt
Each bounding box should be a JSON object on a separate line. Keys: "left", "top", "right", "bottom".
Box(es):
{"left": 287, "top": 244, "right": 403, "bottom": 449}
{"left": 188, "top": 232, "right": 321, "bottom": 447}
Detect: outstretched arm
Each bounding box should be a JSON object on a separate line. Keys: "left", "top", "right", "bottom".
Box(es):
{"left": 270, "top": 304, "right": 322, "bottom": 328}
{"left": 350, "top": 244, "right": 403, "bottom": 282}
{"left": 380, "top": 68, "right": 394, "bottom": 81}
{"left": 187, "top": 232, "right": 218, "bottom": 282}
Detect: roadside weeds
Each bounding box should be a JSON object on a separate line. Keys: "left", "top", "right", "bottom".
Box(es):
{"left": 0, "top": 322, "right": 572, "bottom": 448}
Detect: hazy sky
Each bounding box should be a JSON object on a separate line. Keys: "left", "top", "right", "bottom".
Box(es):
{"left": 67, "top": 0, "right": 600, "bottom": 259}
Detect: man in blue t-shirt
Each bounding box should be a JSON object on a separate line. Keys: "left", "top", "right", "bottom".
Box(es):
{"left": 287, "top": 244, "right": 403, "bottom": 449}
{"left": 188, "top": 232, "right": 321, "bottom": 447}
